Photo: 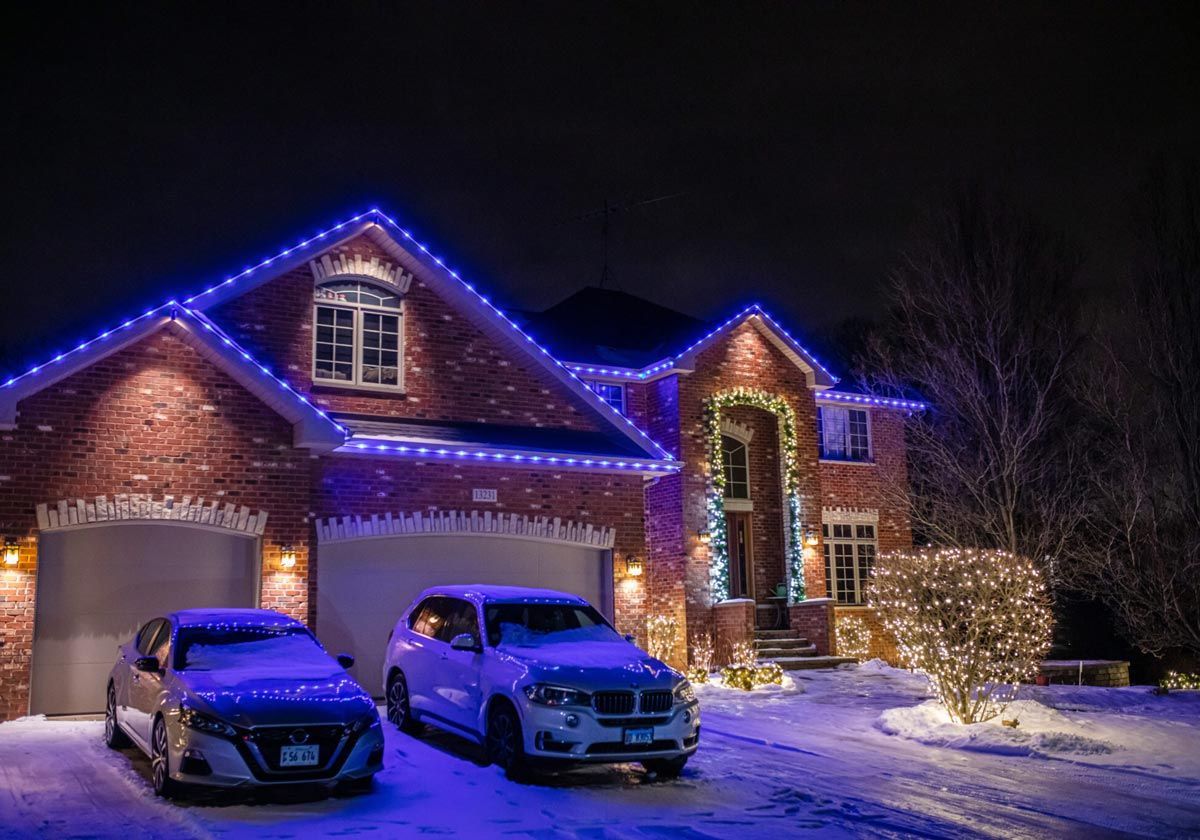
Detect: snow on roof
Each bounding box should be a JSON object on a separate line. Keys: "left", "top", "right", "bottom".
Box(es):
{"left": 170, "top": 608, "right": 306, "bottom": 628}
{"left": 419, "top": 584, "right": 590, "bottom": 605}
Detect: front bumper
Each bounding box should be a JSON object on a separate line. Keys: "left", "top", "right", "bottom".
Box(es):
{"left": 167, "top": 719, "right": 384, "bottom": 788}
{"left": 518, "top": 699, "right": 700, "bottom": 763}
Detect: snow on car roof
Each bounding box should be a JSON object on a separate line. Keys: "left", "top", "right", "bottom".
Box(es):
{"left": 170, "top": 608, "right": 306, "bottom": 628}
{"left": 419, "top": 584, "right": 590, "bottom": 605}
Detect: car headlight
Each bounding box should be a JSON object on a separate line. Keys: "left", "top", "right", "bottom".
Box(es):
{"left": 673, "top": 680, "right": 696, "bottom": 705}
{"left": 346, "top": 710, "right": 380, "bottom": 735}
{"left": 179, "top": 705, "right": 236, "bottom": 737}
{"left": 523, "top": 684, "right": 590, "bottom": 707}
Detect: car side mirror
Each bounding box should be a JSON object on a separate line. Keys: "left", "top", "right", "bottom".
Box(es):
{"left": 450, "top": 633, "right": 481, "bottom": 652}
{"left": 624, "top": 634, "right": 636, "bottom": 644}
{"left": 336, "top": 653, "right": 355, "bottom": 669}
{"left": 134, "top": 656, "right": 160, "bottom": 673}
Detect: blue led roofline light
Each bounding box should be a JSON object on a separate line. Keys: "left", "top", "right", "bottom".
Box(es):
{"left": 341, "top": 440, "right": 680, "bottom": 472}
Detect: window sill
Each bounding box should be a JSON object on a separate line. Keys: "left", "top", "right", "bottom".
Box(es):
{"left": 818, "top": 458, "right": 876, "bottom": 467}
{"left": 311, "top": 381, "right": 408, "bottom": 397}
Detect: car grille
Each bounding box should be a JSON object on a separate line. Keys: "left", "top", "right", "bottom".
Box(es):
{"left": 639, "top": 691, "right": 673, "bottom": 713}
{"left": 246, "top": 724, "right": 346, "bottom": 772}
{"left": 596, "top": 715, "right": 670, "bottom": 728}
{"left": 585, "top": 739, "right": 679, "bottom": 755}
{"left": 592, "top": 691, "right": 635, "bottom": 715}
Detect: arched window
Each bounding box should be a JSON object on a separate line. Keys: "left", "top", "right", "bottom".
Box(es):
{"left": 313, "top": 279, "right": 404, "bottom": 389}
{"left": 721, "top": 435, "right": 750, "bottom": 499}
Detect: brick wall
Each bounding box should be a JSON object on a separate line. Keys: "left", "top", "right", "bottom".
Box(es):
{"left": 789, "top": 598, "right": 836, "bottom": 656}
{"left": 713, "top": 599, "right": 756, "bottom": 665}
{"left": 0, "top": 328, "right": 313, "bottom": 719}
{"left": 210, "top": 235, "right": 608, "bottom": 432}
{"left": 835, "top": 606, "right": 898, "bottom": 661}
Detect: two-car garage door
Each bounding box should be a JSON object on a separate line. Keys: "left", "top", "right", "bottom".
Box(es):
{"left": 31, "top": 523, "right": 259, "bottom": 716}
{"left": 317, "top": 535, "right": 612, "bottom": 696}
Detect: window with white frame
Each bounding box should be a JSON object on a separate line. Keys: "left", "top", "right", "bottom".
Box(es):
{"left": 585, "top": 380, "right": 625, "bottom": 414}
{"left": 313, "top": 280, "right": 403, "bottom": 389}
{"left": 823, "top": 521, "right": 877, "bottom": 604}
{"left": 817, "top": 406, "right": 871, "bottom": 461}
{"left": 721, "top": 435, "right": 750, "bottom": 499}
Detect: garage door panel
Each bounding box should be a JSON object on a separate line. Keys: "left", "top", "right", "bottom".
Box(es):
{"left": 32, "top": 524, "right": 259, "bottom": 716}
{"left": 317, "top": 535, "right": 611, "bottom": 697}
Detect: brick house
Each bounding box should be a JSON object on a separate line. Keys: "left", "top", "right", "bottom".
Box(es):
{"left": 0, "top": 209, "right": 920, "bottom": 720}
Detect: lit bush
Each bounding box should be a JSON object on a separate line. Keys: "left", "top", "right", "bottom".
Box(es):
{"left": 688, "top": 633, "right": 714, "bottom": 683}
{"left": 645, "top": 615, "right": 678, "bottom": 662}
{"left": 719, "top": 640, "right": 784, "bottom": 690}
{"left": 868, "top": 548, "right": 1053, "bottom": 724}
{"left": 1160, "top": 671, "right": 1200, "bottom": 691}
{"left": 836, "top": 613, "right": 872, "bottom": 660}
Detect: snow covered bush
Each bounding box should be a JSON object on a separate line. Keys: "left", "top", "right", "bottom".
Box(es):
{"left": 1160, "top": 671, "right": 1200, "bottom": 691}
{"left": 720, "top": 640, "right": 784, "bottom": 690}
{"left": 868, "top": 548, "right": 1053, "bottom": 724}
{"left": 836, "top": 613, "right": 872, "bottom": 660}
{"left": 645, "top": 614, "right": 678, "bottom": 661}
{"left": 688, "top": 633, "right": 714, "bottom": 683}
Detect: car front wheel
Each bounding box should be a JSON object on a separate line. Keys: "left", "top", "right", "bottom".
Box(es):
{"left": 642, "top": 756, "right": 688, "bottom": 779}
{"left": 151, "top": 716, "right": 182, "bottom": 799}
{"left": 104, "top": 684, "right": 130, "bottom": 749}
{"left": 386, "top": 670, "right": 420, "bottom": 734}
{"left": 486, "top": 702, "right": 528, "bottom": 779}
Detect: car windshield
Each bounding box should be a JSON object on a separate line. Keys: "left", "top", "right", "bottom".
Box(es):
{"left": 174, "top": 625, "right": 328, "bottom": 671}
{"left": 485, "top": 602, "right": 622, "bottom": 647}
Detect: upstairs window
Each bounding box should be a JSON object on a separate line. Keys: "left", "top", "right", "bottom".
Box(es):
{"left": 585, "top": 380, "right": 625, "bottom": 414}
{"left": 818, "top": 406, "right": 871, "bottom": 461}
{"left": 313, "top": 280, "right": 403, "bottom": 390}
{"left": 823, "top": 522, "right": 877, "bottom": 605}
{"left": 721, "top": 435, "right": 750, "bottom": 499}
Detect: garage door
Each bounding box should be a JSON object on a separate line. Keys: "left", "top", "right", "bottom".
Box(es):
{"left": 32, "top": 523, "right": 260, "bottom": 715}
{"left": 317, "top": 535, "right": 612, "bottom": 696}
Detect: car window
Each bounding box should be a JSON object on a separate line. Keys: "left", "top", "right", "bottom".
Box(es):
{"left": 136, "top": 619, "right": 164, "bottom": 655}
{"left": 484, "top": 602, "right": 618, "bottom": 647}
{"left": 437, "top": 599, "right": 479, "bottom": 643}
{"left": 148, "top": 621, "right": 172, "bottom": 665}
{"left": 410, "top": 597, "right": 448, "bottom": 639}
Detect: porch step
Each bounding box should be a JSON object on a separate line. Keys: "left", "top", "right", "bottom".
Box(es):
{"left": 754, "top": 637, "right": 811, "bottom": 650}
{"left": 757, "top": 644, "right": 818, "bottom": 658}
{"left": 754, "top": 629, "right": 801, "bottom": 640}
{"left": 771, "top": 656, "right": 858, "bottom": 671}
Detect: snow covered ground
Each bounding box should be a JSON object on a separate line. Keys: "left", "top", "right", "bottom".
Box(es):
{"left": 3, "top": 662, "right": 1199, "bottom": 838}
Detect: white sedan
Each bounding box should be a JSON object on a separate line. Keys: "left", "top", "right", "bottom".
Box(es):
{"left": 381, "top": 585, "right": 699, "bottom": 778}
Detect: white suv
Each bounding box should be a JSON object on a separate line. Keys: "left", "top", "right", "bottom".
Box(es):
{"left": 381, "top": 585, "right": 699, "bottom": 778}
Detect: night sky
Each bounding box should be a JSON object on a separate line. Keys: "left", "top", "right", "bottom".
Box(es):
{"left": 2, "top": 3, "right": 1197, "bottom": 375}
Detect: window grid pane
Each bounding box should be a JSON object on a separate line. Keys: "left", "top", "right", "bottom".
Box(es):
{"left": 585, "top": 381, "right": 625, "bottom": 414}
{"left": 314, "top": 306, "right": 355, "bottom": 382}
{"left": 721, "top": 436, "right": 750, "bottom": 499}
{"left": 361, "top": 312, "right": 400, "bottom": 386}
{"left": 823, "top": 519, "right": 878, "bottom": 605}
{"left": 819, "top": 407, "right": 870, "bottom": 462}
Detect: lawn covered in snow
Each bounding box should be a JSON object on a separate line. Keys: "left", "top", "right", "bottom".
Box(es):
{"left": 2, "top": 662, "right": 1199, "bottom": 838}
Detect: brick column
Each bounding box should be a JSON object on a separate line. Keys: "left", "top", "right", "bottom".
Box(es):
{"left": 789, "top": 597, "right": 835, "bottom": 655}
{"left": 713, "top": 598, "right": 756, "bottom": 665}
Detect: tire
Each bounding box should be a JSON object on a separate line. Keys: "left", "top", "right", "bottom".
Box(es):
{"left": 642, "top": 756, "right": 688, "bottom": 779}
{"left": 386, "top": 670, "right": 421, "bottom": 734}
{"left": 151, "top": 715, "right": 183, "bottom": 799}
{"left": 104, "top": 684, "right": 131, "bottom": 749}
{"left": 485, "top": 701, "right": 528, "bottom": 780}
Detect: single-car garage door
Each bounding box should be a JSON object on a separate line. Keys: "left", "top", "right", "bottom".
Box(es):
{"left": 32, "top": 523, "right": 260, "bottom": 715}
{"left": 317, "top": 535, "right": 612, "bottom": 696}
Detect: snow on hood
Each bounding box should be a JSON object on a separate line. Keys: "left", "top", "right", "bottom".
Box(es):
{"left": 497, "top": 625, "right": 678, "bottom": 688}
{"left": 177, "top": 635, "right": 374, "bottom": 727}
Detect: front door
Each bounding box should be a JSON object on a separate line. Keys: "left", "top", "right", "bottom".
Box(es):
{"left": 726, "top": 512, "right": 753, "bottom": 599}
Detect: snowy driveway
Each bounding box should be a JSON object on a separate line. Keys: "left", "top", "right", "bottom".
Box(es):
{"left": 3, "top": 664, "right": 1199, "bottom": 838}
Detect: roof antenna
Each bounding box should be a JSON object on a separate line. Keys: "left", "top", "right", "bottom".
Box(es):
{"left": 562, "top": 192, "right": 686, "bottom": 289}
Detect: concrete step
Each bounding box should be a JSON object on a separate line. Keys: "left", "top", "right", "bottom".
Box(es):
{"left": 755, "top": 637, "right": 810, "bottom": 650}
{"left": 769, "top": 655, "right": 858, "bottom": 671}
{"left": 757, "top": 644, "right": 818, "bottom": 658}
{"left": 754, "top": 629, "right": 801, "bottom": 640}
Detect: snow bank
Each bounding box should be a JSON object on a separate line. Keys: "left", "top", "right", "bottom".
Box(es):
{"left": 878, "top": 700, "right": 1118, "bottom": 757}
{"left": 693, "top": 672, "right": 803, "bottom": 695}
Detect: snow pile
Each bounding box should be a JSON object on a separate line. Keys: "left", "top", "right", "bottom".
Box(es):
{"left": 878, "top": 699, "right": 1118, "bottom": 757}
{"left": 183, "top": 633, "right": 342, "bottom": 680}
{"left": 694, "top": 671, "right": 803, "bottom": 695}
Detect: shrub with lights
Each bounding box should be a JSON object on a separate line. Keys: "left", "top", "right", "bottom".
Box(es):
{"left": 1160, "top": 671, "right": 1200, "bottom": 691}
{"left": 720, "top": 640, "right": 785, "bottom": 691}
{"left": 836, "top": 612, "right": 872, "bottom": 660}
{"left": 868, "top": 548, "right": 1053, "bottom": 724}
{"left": 688, "top": 633, "right": 715, "bottom": 683}
{"left": 646, "top": 614, "right": 679, "bottom": 662}
{"left": 704, "top": 388, "right": 805, "bottom": 603}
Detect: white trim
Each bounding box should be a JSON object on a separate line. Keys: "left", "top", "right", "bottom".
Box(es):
{"left": 720, "top": 417, "right": 755, "bottom": 444}
{"left": 316, "top": 509, "right": 615, "bottom": 548}
{"left": 309, "top": 256, "right": 414, "bottom": 291}
{"left": 723, "top": 498, "right": 754, "bottom": 512}
{"left": 334, "top": 438, "right": 681, "bottom": 476}
{"left": 36, "top": 494, "right": 268, "bottom": 535}
{"left": 311, "top": 296, "right": 406, "bottom": 393}
{"left": 821, "top": 507, "right": 879, "bottom": 524}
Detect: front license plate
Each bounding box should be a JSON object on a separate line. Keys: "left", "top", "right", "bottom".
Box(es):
{"left": 623, "top": 727, "right": 654, "bottom": 746}
{"left": 279, "top": 744, "right": 320, "bottom": 767}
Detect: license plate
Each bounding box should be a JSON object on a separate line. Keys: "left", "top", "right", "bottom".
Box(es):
{"left": 279, "top": 744, "right": 320, "bottom": 767}
{"left": 623, "top": 727, "right": 654, "bottom": 746}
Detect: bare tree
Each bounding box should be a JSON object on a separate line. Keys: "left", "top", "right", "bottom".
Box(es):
{"left": 863, "top": 190, "right": 1083, "bottom": 570}
{"left": 1066, "top": 162, "right": 1200, "bottom": 658}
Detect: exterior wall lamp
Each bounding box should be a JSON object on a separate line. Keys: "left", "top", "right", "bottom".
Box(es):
{"left": 279, "top": 545, "right": 297, "bottom": 569}
{"left": 698, "top": 530, "right": 711, "bottom": 545}
{"left": 805, "top": 529, "right": 819, "bottom": 547}
{"left": 625, "top": 555, "right": 644, "bottom": 577}
{"left": 3, "top": 538, "right": 18, "bottom": 566}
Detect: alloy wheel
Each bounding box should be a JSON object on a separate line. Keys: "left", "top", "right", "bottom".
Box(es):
{"left": 387, "top": 677, "right": 408, "bottom": 727}
{"left": 151, "top": 718, "right": 169, "bottom": 795}
{"left": 104, "top": 688, "right": 117, "bottom": 743}
{"left": 487, "top": 711, "right": 516, "bottom": 767}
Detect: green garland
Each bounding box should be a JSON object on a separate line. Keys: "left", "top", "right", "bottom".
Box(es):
{"left": 704, "top": 388, "right": 806, "bottom": 604}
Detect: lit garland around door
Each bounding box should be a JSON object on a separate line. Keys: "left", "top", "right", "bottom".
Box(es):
{"left": 704, "top": 388, "right": 805, "bottom": 604}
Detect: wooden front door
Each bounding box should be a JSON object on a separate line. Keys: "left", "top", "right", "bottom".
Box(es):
{"left": 725, "top": 512, "right": 753, "bottom": 599}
